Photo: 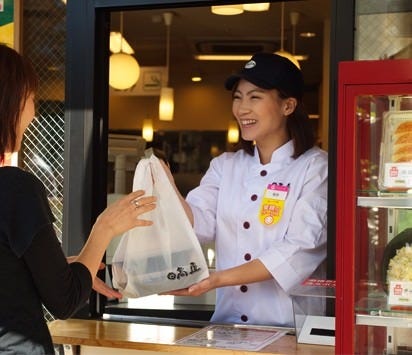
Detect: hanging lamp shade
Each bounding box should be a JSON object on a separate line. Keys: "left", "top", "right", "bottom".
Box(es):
{"left": 275, "top": 2, "right": 301, "bottom": 70}
{"left": 109, "top": 32, "right": 134, "bottom": 54}
{"left": 109, "top": 12, "right": 140, "bottom": 90}
{"left": 109, "top": 52, "right": 140, "bottom": 90}
{"left": 227, "top": 121, "right": 239, "bottom": 143}
{"left": 159, "top": 12, "right": 174, "bottom": 121}
{"left": 159, "top": 87, "right": 174, "bottom": 121}
{"left": 274, "top": 49, "right": 301, "bottom": 69}
{"left": 142, "top": 119, "right": 154, "bottom": 142}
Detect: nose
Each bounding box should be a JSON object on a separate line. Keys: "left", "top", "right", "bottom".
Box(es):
{"left": 233, "top": 98, "right": 250, "bottom": 116}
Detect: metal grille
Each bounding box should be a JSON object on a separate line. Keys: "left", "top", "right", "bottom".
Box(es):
{"left": 21, "top": 0, "right": 66, "bottom": 324}
{"left": 355, "top": 0, "right": 412, "bottom": 60}
{"left": 22, "top": 113, "right": 65, "bottom": 238}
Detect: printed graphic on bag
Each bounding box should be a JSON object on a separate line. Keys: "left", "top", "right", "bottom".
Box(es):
{"left": 167, "top": 262, "right": 201, "bottom": 280}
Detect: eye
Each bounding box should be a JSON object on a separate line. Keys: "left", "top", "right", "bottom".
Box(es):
{"left": 232, "top": 93, "right": 241, "bottom": 100}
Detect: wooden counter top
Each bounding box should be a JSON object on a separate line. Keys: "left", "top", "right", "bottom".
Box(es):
{"left": 48, "top": 319, "right": 334, "bottom": 354}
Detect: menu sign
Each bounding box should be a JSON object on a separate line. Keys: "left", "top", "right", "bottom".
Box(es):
{"left": 176, "top": 324, "right": 288, "bottom": 351}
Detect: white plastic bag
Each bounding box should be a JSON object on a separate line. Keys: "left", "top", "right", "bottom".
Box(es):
{"left": 111, "top": 150, "right": 209, "bottom": 298}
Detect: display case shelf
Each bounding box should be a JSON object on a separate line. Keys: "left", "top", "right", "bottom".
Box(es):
{"left": 357, "top": 196, "right": 412, "bottom": 208}
{"left": 356, "top": 313, "right": 412, "bottom": 328}
{"left": 356, "top": 292, "right": 412, "bottom": 330}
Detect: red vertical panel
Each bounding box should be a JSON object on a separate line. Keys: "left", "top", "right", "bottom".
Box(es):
{"left": 336, "top": 64, "right": 357, "bottom": 355}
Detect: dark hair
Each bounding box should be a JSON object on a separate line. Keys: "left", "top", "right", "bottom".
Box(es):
{"left": 0, "top": 44, "right": 38, "bottom": 163}
{"left": 234, "top": 87, "right": 315, "bottom": 159}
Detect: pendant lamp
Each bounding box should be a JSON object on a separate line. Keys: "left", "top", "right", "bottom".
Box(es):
{"left": 159, "top": 12, "right": 174, "bottom": 121}
{"left": 109, "top": 12, "right": 140, "bottom": 90}
{"left": 274, "top": 2, "right": 301, "bottom": 69}
{"left": 290, "top": 11, "right": 309, "bottom": 62}
{"left": 142, "top": 119, "right": 154, "bottom": 142}
{"left": 227, "top": 121, "right": 239, "bottom": 143}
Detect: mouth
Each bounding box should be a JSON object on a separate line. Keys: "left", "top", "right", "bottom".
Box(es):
{"left": 239, "top": 119, "right": 257, "bottom": 127}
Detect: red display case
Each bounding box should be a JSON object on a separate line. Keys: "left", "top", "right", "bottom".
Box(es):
{"left": 336, "top": 59, "right": 412, "bottom": 354}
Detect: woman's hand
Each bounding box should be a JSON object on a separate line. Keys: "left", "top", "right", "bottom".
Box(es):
{"left": 67, "top": 257, "right": 122, "bottom": 299}
{"left": 94, "top": 190, "right": 156, "bottom": 240}
{"left": 92, "top": 270, "right": 122, "bottom": 299}
{"left": 163, "top": 274, "right": 216, "bottom": 297}
{"left": 163, "top": 260, "right": 272, "bottom": 297}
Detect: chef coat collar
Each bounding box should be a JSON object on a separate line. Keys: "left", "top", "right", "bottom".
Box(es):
{"left": 253, "top": 140, "right": 294, "bottom": 165}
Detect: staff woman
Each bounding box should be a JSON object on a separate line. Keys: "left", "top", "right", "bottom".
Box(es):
{"left": 167, "top": 52, "right": 328, "bottom": 327}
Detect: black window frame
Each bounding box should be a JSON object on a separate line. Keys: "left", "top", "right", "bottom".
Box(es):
{"left": 64, "top": 0, "right": 355, "bottom": 317}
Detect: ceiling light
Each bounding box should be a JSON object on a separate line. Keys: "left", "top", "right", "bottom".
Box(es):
{"left": 274, "top": 2, "right": 301, "bottom": 69}
{"left": 159, "top": 12, "right": 174, "bottom": 121}
{"left": 109, "top": 53, "right": 140, "bottom": 90}
{"left": 300, "top": 32, "right": 316, "bottom": 38}
{"left": 109, "top": 32, "right": 134, "bottom": 54}
{"left": 191, "top": 75, "right": 202, "bottom": 82}
{"left": 290, "top": 11, "right": 309, "bottom": 62}
{"left": 109, "top": 12, "right": 140, "bottom": 90}
{"left": 211, "top": 5, "right": 244, "bottom": 15}
{"left": 227, "top": 121, "right": 239, "bottom": 143}
{"left": 243, "top": 3, "right": 270, "bottom": 12}
{"left": 142, "top": 119, "right": 154, "bottom": 142}
{"left": 292, "top": 54, "right": 309, "bottom": 61}
{"left": 195, "top": 54, "right": 252, "bottom": 61}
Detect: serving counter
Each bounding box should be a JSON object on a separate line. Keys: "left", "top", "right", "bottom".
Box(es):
{"left": 48, "top": 319, "right": 335, "bottom": 354}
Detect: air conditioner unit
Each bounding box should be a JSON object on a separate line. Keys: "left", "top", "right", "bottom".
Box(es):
{"left": 108, "top": 134, "right": 146, "bottom": 161}
{"left": 108, "top": 134, "right": 146, "bottom": 194}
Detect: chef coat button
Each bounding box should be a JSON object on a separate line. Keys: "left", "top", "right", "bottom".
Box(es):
{"left": 260, "top": 170, "right": 267, "bottom": 176}
{"left": 243, "top": 221, "right": 250, "bottom": 229}
{"left": 250, "top": 194, "right": 258, "bottom": 201}
{"left": 240, "top": 285, "right": 248, "bottom": 293}
{"left": 244, "top": 253, "right": 251, "bottom": 261}
{"left": 241, "top": 315, "right": 248, "bottom": 322}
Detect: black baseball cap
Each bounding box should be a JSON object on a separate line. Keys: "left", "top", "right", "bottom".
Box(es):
{"left": 224, "top": 52, "right": 304, "bottom": 100}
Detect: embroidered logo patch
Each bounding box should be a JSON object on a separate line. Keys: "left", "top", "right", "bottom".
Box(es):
{"left": 245, "top": 60, "right": 256, "bottom": 69}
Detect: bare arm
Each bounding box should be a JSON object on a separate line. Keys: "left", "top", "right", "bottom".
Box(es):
{"left": 166, "top": 259, "right": 272, "bottom": 296}
{"left": 75, "top": 190, "right": 156, "bottom": 283}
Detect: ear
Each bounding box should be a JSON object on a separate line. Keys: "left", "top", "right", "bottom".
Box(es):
{"left": 283, "top": 98, "right": 297, "bottom": 116}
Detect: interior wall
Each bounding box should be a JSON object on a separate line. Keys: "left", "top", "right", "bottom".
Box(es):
{"left": 109, "top": 81, "right": 233, "bottom": 132}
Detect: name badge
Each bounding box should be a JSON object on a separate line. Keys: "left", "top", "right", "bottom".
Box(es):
{"left": 258, "top": 183, "right": 289, "bottom": 225}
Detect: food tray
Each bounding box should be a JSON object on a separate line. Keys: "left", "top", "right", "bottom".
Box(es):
{"left": 378, "top": 110, "right": 412, "bottom": 191}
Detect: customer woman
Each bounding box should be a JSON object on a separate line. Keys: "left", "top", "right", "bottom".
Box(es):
{"left": 165, "top": 52, "right": 328, "bottom": 327}
{"left": 0, "top": 44, "right": 156, "bottom": 354}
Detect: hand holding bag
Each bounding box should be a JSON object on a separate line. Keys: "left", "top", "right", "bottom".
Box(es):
{"left": 111, "top": 150, "right": 209, "bottom": 298}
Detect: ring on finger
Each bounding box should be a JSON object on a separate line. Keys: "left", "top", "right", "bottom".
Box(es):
{"left": 133, "top": 200, "right": 140, "bottom": 209}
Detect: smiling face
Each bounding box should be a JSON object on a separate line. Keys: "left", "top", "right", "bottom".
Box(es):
{"left": 231, "top": 79, "right": 296, "bottom": 161}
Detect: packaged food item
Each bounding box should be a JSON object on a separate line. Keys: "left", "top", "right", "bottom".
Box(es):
{"left": 378, "top": 111, "right": 412, "bottom": 191}
{"left": 392, "top": 121, "right": 412, "bottom": 163}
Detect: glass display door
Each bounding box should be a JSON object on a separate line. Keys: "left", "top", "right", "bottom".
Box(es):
{"left": 335, "top": 59, "right": 412, "bottom": 354}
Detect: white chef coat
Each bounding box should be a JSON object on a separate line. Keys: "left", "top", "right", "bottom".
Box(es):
{"left": 186, "top": 140, "right": 328, "bottom": 327}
